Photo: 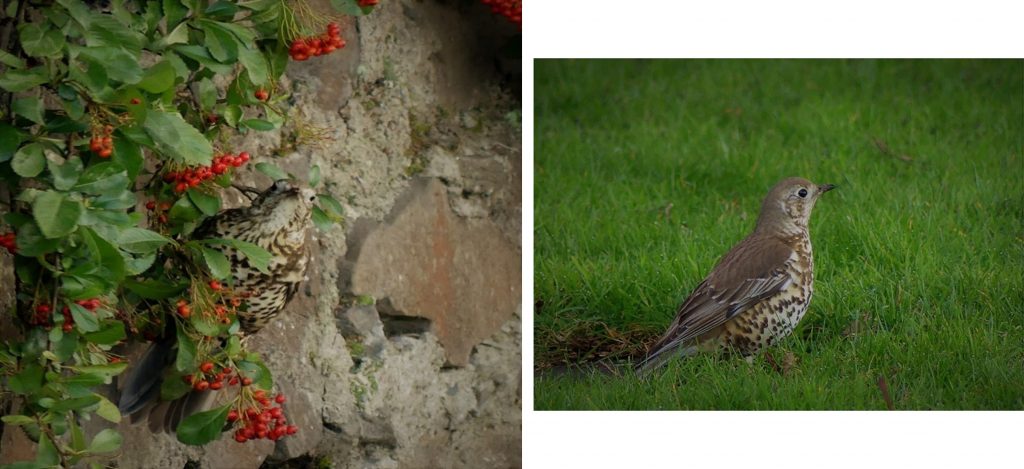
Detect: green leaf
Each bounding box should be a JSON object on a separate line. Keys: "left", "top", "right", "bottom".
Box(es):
{"left": 176, "top": 404, "right": 230, "bottom": 446}
{"left": 187, "top": 189, "right": 221, "bottom": 216}
{"left": 113, "top": 136, "right": 144, "bottom": 181}
{"left": 50, "top": 394, "right": 100, "bottom": 413}
{"left": 197, "top": 78, "right": 217, "bottom": 111}
{"left": 0, "top": 123, "right": 23, "bottom": 162}
{"left": 68, "top": 303, "right": 100, "bottom": 332}
{"left": 164, "top": 0, "right": 189, "bottom": 29}
{"left": 32, "top": 191, "right": 82, "bottom": 238}
{"left": 144, "top": 111, "right": 213, "bottom": 165}
{"left": 69, "top": 363, "right": 128, "bottom": 376}
{"left": 83, "top": 321, "right": 126, "bottom": 345}
{"left": 205, "top": 0, "right": 240, "bottom": 18}
{"left": 12, "top": 143, "right": 46, "bottom": 177}
{"left": 0, "top": 49, "right": 26, "bottom": 69}
{"left": 124, "top": 253, "right": 157, "bottom": 275}
{"left": 240, "top": 118, "right": 275, "bottom": 131}
{"left": 94, "top": 395, "right": 122, "bottom": 423}
{"left": 36, "top": 434, "right": 60, "bottom": 467}
{"left": 330, "top": 0, "right": 370, "bottom": 16}
{"left": 202, "top": 238, "right": 271, "bottom": 274}
{"left": 237, "top": 46, "right": 269, "bottom": 86}
{"left": 88, "top": 428, "right": 123, "bottom": 453}
{"left": 138, "top": 60, "right": 177, "bottom": 93}
{"left": 76, "top": 46, "right": 143, "bottom": 84}
{"left": 8, "top": 364, "right": 44, "bottom": 394}
{"left": 13, "top": 97, "right": 44, "bottom": 125}
{"left": 308, "top": 165, "right": 321, "bottom": 187}
{"left": 49, "top": 155, "right": 83, "bottom": 190}
{"left": 13, "top": 222, "right": 59, "bottom": 256}
{"left": 255, "top": 162, "right": 289, "bottom": 181}
{"left": 118, "top": 227, "right": 172, "bottom": 253}
{"left": 155, "top": 21, "right": 190, "bottom": 49}
{"left": 318, "top": 194, "right": 345, "bottom": 216}
{"left": 311, "top": 206, "right": 333, "bottom": 231}
{"left": 200, "top": 21, "right": 240, "bottom": 63}
{"left": 19, "top": 23, "right": 66, "bottom": 58}
{"left": 123, "top": 278, "right": 187, "bottom": 299}
{"left": 175, "top": 324, "right": 196, "bottom": 372}
{"left": 222, "top": 104, "right": 242, "bottom": 127}
{"left": 169, "top": 196, "right": 202, "bottom": 223}
{"left": 1, "top": 415, "right": 36, "bottom": 426}
{"left": 161, "top": 372, "right": 192, "bottom": 401}
{"left": 201, "top": 247, "right": 231, "bottom": 279}
{"left": 74, "top": 162, "right": 130, "bottom": 194}
{"left": 82, "top": 226, "right": 126, "bottom": 282}
{"left": 0, "top": 67, "right": 49, "bottom": 92}
{"left": 237, "top": 358, "right": 273, "bottom": 390}
{"left": 85, "top": 15, "right": 144, "bottom": 53}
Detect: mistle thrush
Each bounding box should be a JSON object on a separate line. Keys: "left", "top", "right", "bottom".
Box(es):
{"left": 118, "top": 180, "right": 316, "bottom": 430}
{"left": 636, "top": 177, "right": 834, "bottom": 375}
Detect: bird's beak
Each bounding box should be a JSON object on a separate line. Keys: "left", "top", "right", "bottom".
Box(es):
{"left": 818, "top": 183, "right": 836, "bottom": 193}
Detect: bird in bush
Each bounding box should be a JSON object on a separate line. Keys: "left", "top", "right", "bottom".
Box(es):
{"left": 636, "top": 177, "right": 835, "bottom": 375}
{"left": 118, "top": 180, "right": 316, "bottom": 431}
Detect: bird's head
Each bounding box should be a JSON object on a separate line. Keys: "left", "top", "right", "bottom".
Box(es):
{"left": 249, "top": 180, "right": 316, "bottom": 238}
{"left": 755, "top": 177, "right": 835, "bottom": 235}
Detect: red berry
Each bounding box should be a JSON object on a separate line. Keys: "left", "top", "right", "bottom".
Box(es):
{"left": 229, "top": 377, "right": 239, "bottom": 385}
{"left": 237, "top": 152, "right": 250, "bottom": 164}
{"left": 255, "top": 89, "right": 269, "bottom": 101}
{"left": 275, "top": 394, "right": 286, "bottom": 404}
{"left": 228, "top": 410, "right": 239, "bottom": 422}
{"left": 130, "top": 98, "right": 141, "bottom": 105}
{"left": 145, "top": 200, "right": 156, "bottom": 210}
{"left": 163, "top": 172, "right": 177, "bottom": 182}
{"left": 177, "top": 304, "right": 191, "bottom": 318}
{"left": 234, "top": 432, "right": 247, "bottom": 443}
{"left": 210, "top": 381, "right": 223, "bottom": 390}
{"left": 98, "top": 147, "right": 113, "bottom": 158}
{"left": 209, "top": 280, "right": 222, "bottom": 291}
{"left": 241, "top": 377, "right": 253, "bottom": 386}
{"left": 174, "top": 182, "right": 187, "bottom": 193}
{"left": 36, "top": 304, "right": 51, "bottom": 314}
{"left": 200, "top": 361, "right": 215, "bottom": 373}
{"left": 62, "top": 323, "right": 73, "bottom": 332}
{"left": 184, "top": 374, "right": 194, "bottom": 384}
{"left": 212, "top": 163, "right": 228, "bottom": 175}
{"left": 286, "top": 425, "right": 298, "bottom": 435}
{"left": 194, "top": 380, "right": 210, "bottom": 391}
{"left": 207, "top": 114, "right": 219, "bottom": 124}
{"left": 158, "top": 214, "right": 168, "bottom": 224}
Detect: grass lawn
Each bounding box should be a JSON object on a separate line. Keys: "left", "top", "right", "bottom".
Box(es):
{"left": 533, "top": 59, "right": 1024, "bottom": 410}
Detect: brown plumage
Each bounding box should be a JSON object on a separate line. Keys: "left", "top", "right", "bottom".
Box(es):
{"left": 636, "top": 177, "right": 835, "bottom": 375}
{"left": 118, "top": 180, "right": 316, "bottom": 431}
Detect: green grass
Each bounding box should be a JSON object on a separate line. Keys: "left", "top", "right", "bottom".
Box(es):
{"left": 533, "top": 59, "right": 1024, "bottom": 410}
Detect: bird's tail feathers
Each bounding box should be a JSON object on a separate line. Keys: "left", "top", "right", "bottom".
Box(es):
{"left": 634, "top": 342, "right": 699, "bottom": 377}
{"left": 118, "top": 334, "right": 175, "bottom": 416}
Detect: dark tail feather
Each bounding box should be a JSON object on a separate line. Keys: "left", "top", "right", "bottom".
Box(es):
{"left": 118, "top": 334, "right": 175, "bottom": 416}
{"left": 635, "top": 344, "right": 699, "bottom": 377}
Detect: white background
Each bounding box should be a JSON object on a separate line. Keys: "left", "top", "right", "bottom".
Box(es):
{"left": 521, "top": 1, "right": 1023, "bottom": 467}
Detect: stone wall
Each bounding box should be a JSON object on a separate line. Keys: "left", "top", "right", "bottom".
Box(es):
{"left": 0, "top": 1, "right": 521, "bottom": 467}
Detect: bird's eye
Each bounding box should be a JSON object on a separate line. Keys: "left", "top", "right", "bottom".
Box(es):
{"left": 798, "top": 188, "right": 808, "bottom": 198}
{"left": 308, "top": 195, "right": 316, "bottom": 202}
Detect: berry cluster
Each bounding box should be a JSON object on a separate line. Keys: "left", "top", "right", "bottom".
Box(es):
{"left": 480, "top": 0, "right": 521, "bottom": 27}
{"left": 145, "top": 199, "right": 172, "bottom": 224}
{"left": 89, "top": 125, "right": 115, "bottom": 158}
{"left": 288, "top": 23, "right": 345, "bottom": 61}
{"left": 162, "top": 152, "right": 250, "bottom": 193}
{"left": 229, "top": 391, "right": 297, "bottom": 443}
{"left": 0, "top": 232, "right": 15, "bottom": 254}
{"left": 184, "top": 362, "right": 243, "bottom": 391}
{"left": 29, "top": 298, "right": 100, "bottom": 331}
{"left": 175, "top": 281, "right": 243, "bottom": 324}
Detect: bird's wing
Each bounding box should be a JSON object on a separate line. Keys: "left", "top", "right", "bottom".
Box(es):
{"left": 636, "top": 235, "right": 795, "bottom": 373}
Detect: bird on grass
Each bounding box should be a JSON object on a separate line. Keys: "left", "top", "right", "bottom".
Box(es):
{"left": 118, "top": 180, "right": 316, "bottom": 431}
{"left": 636, "top": 177, "right": 835, "bottom": 376}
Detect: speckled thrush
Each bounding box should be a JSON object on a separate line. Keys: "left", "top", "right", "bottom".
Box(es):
{"left": 636, "top": 177, "right": 835, "bottom": 375}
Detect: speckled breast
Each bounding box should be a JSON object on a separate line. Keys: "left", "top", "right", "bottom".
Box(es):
{"left": 721, "top": 235, "right": 814, "bottom": 357}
